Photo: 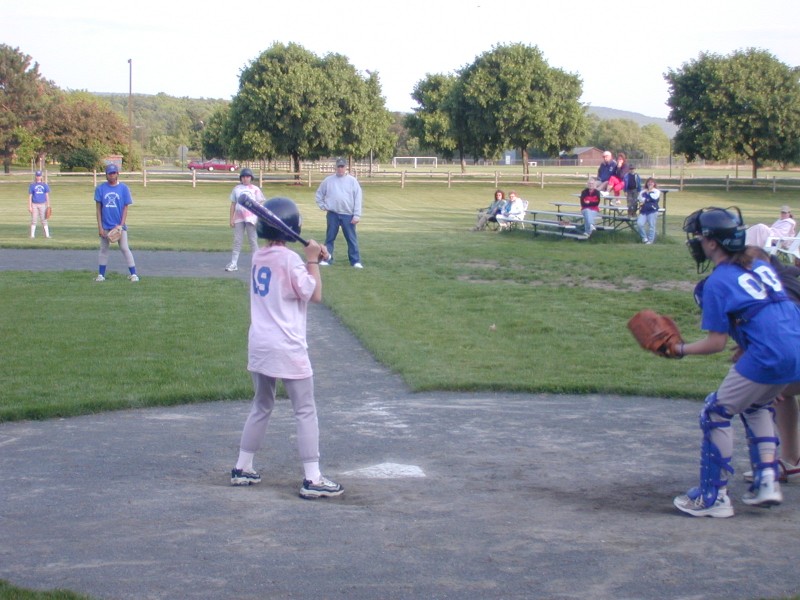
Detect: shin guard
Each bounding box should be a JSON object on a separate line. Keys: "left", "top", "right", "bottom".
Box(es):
{"left": 687, "top": 393, "right": 734, "bottom": 506}
{"left": 741, "top": 407, "right": 780, "bottom": 493}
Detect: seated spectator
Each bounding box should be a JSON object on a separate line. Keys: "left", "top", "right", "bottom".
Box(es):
{"left": 745, "top": 206, "right": 796, "bottom": 247}
{"left": 496, "top": 190, "right": 525, "bottom": 229}
{"left": 473, "top": 189, "right": 506, "bottom": 231}
{"left": 606, "top": 152, "right": 630, "bottom": 199}
{"left": 596, "top": 151, "right": 617, "bottom": 192}
{"left": 623, "top": 164, "right": 642, "bottom": 217}
{"left": 636, "top": 177, "right": 661, "bottom": 244}
{"left": 579, "top": 178, "right": 602, "bottom": 236}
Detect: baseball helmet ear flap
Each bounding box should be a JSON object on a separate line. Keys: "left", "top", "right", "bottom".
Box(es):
{"left": 256, "top": 197, "right": 302, "bottom": 241}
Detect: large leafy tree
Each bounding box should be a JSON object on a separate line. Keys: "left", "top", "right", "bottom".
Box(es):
{"left": 459, "top": 43, "right": 587, "bottom": 176}
{"left": 0, "top": 45, "right": 54, "bottom": 172}
{"left": 39, "top": 91, "right": 128, "bottom": 167}
{"left": 229, "top": 43, "right": 340, "bottom": 174}
{"left": 665, "top": 48, "right": 800, "bottom": 178}
{"left": 406, "top": 74, "right": 460, "bottom": 161}
{"left": 326, "top": 58, "right": 395, "bottom": 166}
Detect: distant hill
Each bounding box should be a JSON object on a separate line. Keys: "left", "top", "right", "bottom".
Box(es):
{"left": 587, "top": 106, "right": 677, "bottom": 138}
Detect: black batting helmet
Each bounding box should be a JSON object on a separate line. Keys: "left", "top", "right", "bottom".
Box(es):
{"left": 256, "top": 197, "right": 302, "bottom": 241}
{"left": 239, "top": 167, "right": 254, "bottom": 181}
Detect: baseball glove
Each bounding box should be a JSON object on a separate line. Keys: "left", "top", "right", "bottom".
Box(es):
{"left": 106, "top": 226, "right": 123, "bottom": 243}
{"left": 45, "top": 206, "right": 52, "bottom": 220}
{"left": 627, "top": 309, "right": 684, "bottom": 358}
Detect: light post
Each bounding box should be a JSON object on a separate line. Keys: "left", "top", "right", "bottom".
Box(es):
{"left": 128, "top": 59, "right": 133, "bottom": 169}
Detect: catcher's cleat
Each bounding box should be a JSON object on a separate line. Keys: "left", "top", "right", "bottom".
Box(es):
{"left": 231, "top": 468, "right": 261, "bottom": 486}
{"left": 299, "top": 476, "right": 344, "bottom": 499}
{"left": 128, "top": 274, "right": 139, "bottom": 282}
{"left": 94, "top": 274, "right": 105, "bottom": 282}
{"left": 742, "top": 474, "right": 782, "bottom": 508}
{"left": 673, "top": 490, "right": 734, "bottom": 518}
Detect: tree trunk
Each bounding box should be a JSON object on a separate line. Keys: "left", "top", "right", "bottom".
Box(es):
{"left": 459, "top": 150, "right": 466, "bottom": 174}
{"left": 521, "top": 148, "right": 529, "bottom": 182}
{"left": 751, "top": 156, "right": 758, "bottom": 180}
{"left": 292, "top": 153, "right": 301, "bottom": 183}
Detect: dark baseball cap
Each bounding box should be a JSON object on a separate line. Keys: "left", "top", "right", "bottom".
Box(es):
{"left": 335, "top": 158, "right": 346, "bottom": 167}
{"left": 105, "top": 163, "right": 119, "bottom": 174}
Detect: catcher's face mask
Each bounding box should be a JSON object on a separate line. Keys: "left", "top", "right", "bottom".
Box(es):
{"left": 686, "top": 236, "right": 710, "bottom": 273}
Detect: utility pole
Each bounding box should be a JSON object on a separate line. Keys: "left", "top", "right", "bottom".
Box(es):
{"left": 128, "top": 59, "right": 133, "bottom": 169}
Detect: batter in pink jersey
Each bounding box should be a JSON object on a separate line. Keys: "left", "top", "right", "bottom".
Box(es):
{"left": 230, "top": 195, "right": 344, "bottom": 499}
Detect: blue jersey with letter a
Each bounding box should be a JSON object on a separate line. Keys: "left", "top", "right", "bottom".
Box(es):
{"left": 701, "top": 260, "right": 800, "bottom": 384}
{"left": 94, "top": 182, "right": 133, "bottom": 230}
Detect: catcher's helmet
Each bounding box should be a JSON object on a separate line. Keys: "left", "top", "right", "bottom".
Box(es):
{"left": 256, "top": 197, "right": 302, "bottom": 241}
{"left": 239, "top": 167, "right": 254, "bottom": 180}
{"left": 684, "top": 206, "right": 746, "bottom": 250}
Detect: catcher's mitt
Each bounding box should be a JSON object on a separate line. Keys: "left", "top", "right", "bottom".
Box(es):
{"left": 45, "top": 206, "right": 52, "bottom": 220}
{"left": 106, "top": 226, "right": 123, "bottom": 243}
{"left": 627, "top": 309, "right": 684, "bottom": 358}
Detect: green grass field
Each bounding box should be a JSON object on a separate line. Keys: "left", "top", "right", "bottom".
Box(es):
{"left": 1, "top": 175, "right": 797, "bottom": 423}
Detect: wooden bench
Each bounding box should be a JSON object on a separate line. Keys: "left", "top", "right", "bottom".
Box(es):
{"left": 518, "top": 208, "right": 590, "bottom": 239}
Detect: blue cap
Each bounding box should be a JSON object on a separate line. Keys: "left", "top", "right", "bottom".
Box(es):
{"left": 105, "top": 163, "right": 119, "bottom": 174}
{"left": 35, "top": 170, "right": 42, "bottom": 177}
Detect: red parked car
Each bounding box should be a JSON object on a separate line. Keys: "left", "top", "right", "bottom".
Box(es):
{"left": 187, "top": 158, "right": 237, "bottom": 172}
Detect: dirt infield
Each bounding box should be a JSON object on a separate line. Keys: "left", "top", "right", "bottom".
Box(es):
{"left": 2, "top": 250, "right": 800, "bottom": 600}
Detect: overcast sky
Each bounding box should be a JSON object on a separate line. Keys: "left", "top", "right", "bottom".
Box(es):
{"left": 4, "top": 0, "right": 799, "bottom": 119}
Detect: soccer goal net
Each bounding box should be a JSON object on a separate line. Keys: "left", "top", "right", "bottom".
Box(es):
{"left": 391, "top": 156, "right": 438, "bottom": 168}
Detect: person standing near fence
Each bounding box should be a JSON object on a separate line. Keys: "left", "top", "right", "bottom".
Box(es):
{"left": 94, "top": 163, "right": 138, "bottom": 282}
{"left": 623, "top": 165, "right": 641, "bottom": 218}
{"left": 225, "top": 168, "right": 262, "bottom": 272}
{"left": 636, "top": 177, "right": 661, "bottom": 244}
{"left": 315, "top": 158, "right": 363, "bottom": 268}
{"left": 28, "top": 170, "right": 51, "bottom": 239}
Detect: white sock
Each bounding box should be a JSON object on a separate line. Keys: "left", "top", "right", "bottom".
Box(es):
{"left": 44, "top": 225, "right": 50, "bottom": 237}
{"left": 30, "top": 225, "right": 35, "bottom": 237}
{"left": 762, "top": 468, "right": 775, "bottom": 485}
{"left": 303, "top": 462, "right": 321, "bottom": 483}
{"left": 235, "top": 450, "right": 255, "bottom": 472}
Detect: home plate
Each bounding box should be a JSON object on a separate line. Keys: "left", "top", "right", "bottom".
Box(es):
{"left": 341, "top": 462, "right": 426, "bottom": 479}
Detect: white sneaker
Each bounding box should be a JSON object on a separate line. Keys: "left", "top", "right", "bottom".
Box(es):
{"left": 94, "top": 274, "right": 106, "bottom": 282}
{"left": 128, "top": 274, "right": 140, "bottom": 282}
{"left": 299, "top": 476, "right": 344, "bottom": 499}
{"left": 319, "top": 260, "right": 330, "bottom": 266}
{"left": 742, "top": 471, "right": 782, "bottom": 507}
{"left": 224, "top": 263, "right": 238, "bottom": 272}
{"left": 353, "top": 262, "right": 363, "bottom": 269}
{"left": 673, "top": 490, "right": 734, "bottom": 518}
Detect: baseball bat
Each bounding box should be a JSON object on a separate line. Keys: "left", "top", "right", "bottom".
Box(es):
{"left": 237, "top": 194, "right": 309, "bottom": 246}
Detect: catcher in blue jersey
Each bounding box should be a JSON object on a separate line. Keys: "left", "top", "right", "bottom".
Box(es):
{"left": 672, "top": 206, "right": 800, "bottom": 518}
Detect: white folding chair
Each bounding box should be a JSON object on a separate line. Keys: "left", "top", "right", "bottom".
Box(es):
{"left": 765, "top": 235, "right": 800, "bottom": 262}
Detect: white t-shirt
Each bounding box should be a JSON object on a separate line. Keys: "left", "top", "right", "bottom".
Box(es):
{"left": 230, "top": 184, "right": 264, "bottom": 225}
{"left": 247, "top": 245, "right": 317, "bottom": 379}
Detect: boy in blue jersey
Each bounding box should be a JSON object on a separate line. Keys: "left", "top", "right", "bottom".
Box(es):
{"left": 670, "top": 206, "right": 800, "bottom": 518}
{"left": 94, "top": 164, "right": 139, "bottom": 282}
